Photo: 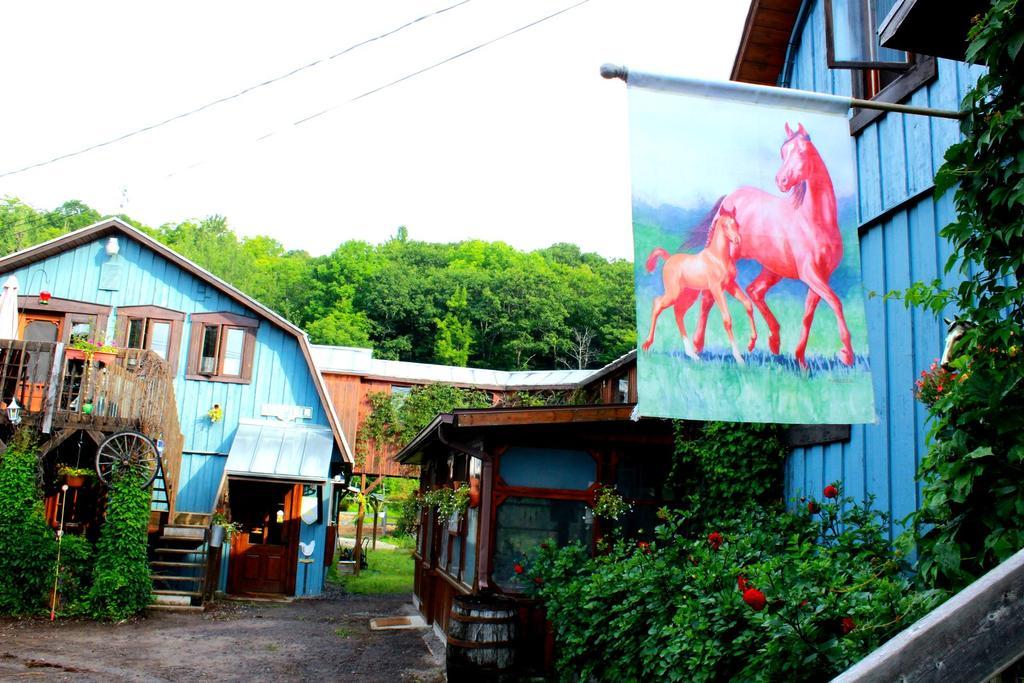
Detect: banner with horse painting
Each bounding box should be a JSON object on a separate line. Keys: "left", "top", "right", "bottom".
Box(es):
{"left": 628, "top": 72, "right": 875, "bottom": 424}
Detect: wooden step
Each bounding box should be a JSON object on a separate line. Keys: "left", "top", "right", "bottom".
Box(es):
{"left": 148, "top": 603, "right": 205, "bottom": 612}
{"left": 154, "top": 547, "right": 207, "bottom": 555}
{"left": 173, "top": 512, "right": 212, "bottom": 526}
{"left": 151, "top": 575, "right": 204, "bottom": 583}
{"left": 161, "top": 525, "right": 207, "bottom": 541}
{"left": 153, "top": 589, "right": 203, "bottom": 597}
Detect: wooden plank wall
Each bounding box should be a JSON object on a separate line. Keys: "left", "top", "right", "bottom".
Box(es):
{"left": 782, "top": 0, "right": 986, "bottom": 536}
{"left": 322, "top": 373, "right": 413, "bottom": 477}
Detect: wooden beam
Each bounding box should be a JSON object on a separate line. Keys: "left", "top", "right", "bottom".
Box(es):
{"left": 352, "top": 473, "right": 367, "bottom": 577}
{"left": 363, "top": 474, "right": 385, "bottom": 495}
{"left": 37, "top": 428, "right": 76, "bottom": 456}
{"left": 834, "top": 547, "right": 1024, "bottom": 682}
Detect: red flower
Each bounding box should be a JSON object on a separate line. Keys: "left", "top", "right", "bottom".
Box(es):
{"left": 799, "top": 599, "right": 809, "bottom": 608}
{"left": 533, "top": 577, "right": 543, "bottom": 586}
{"left": 737, "top": 575, "right": 749, "bottom": 592}
{"left": 637, "top": 541, "right": 652, "bottom": 555}
{"left": 807, "top": 500, "right": 821, "bottom": 514}
{"left": 841, "top": 617, "right": 856, "bottom": 635}
{"left": 513, "top": 563, "right": 524, "bottom": 575}
{"left": 540, "top": 543, "right": 549, "bottom": 550}
{"left": 743, "top": 588, "right": 767, "bottom": 612}
{"left": 707, "top": 532, "right": 723, "bottom": 551}
{"left": 823, "top": 485, "right": 839, "bottom": 499}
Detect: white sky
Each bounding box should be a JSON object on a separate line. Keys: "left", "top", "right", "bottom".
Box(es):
{"left": 0, "top": 1, "right": 749, "bottom": 260}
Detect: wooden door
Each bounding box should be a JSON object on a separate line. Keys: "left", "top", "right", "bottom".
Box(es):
{"left": 228, "top": 481, "right": 300, "bottom": 595}
{"left": 17, "top": 313, "right": 63, "bottom": 411}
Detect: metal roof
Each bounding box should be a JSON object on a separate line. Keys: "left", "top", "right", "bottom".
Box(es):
{"left": 311, "top": 344, "right": 594, "bottom": 390}
{"left": 225, "top": 419, "right": 335, "bottom": 483}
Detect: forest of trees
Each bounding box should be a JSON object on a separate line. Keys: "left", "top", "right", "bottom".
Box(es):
{"left": 1, "top": 198, "right": 636, "bottom": 370}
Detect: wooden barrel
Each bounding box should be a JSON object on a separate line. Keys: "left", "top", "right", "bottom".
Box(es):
{"left": 446, "top": 593, "right": 518, "bottom": 682}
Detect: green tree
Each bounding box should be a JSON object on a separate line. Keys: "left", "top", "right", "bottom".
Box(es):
{"left": 434, "top": 286, "right": 474, "bottom": 366}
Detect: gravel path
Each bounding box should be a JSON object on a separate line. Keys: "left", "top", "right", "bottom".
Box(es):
{"left": 0, "top": 588, "right": 444, "bottom": 682}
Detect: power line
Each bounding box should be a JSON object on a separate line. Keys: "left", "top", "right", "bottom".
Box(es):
{"left": 165, "top": 0, "right": 595, "bottom": 175}
{"left": 0, "top": 0, "right": 473, "bottom": 179}
{"left": 295, "top": 0, "right": 593, "bottom": 126}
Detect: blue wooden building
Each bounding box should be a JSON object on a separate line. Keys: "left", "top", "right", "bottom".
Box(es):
{"left": 732, "top": 0, "right": 983, "bottom": 534}
{"left": 0, "top": 218, "right": 353, "bottom": 601}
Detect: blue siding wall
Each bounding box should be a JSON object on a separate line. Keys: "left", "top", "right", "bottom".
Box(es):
{"left": 176, "top": 453, "right": 227, "bottom": 513}
{"left": 3, "top": 235, "right": 338, "bottom": 511}
{"left": 782, "top": 0, "right": 985, "bottom": 535}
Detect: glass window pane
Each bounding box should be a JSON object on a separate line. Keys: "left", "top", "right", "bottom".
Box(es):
{"left": 149, "top": 321, "right": 171, "bottom": 359}
{"left": 616, "top": 378, "right": 629, "bottom": 403}
{"left": 70, "top": 321, "right": 92, "bottom": 346}
{"left": 127, "top": 319, "right": 145, "bottom": 349}
{"left": 200, "top": 325, "right": 219, "bottom": 373}
{"left": 493, "top": 497, "right": 591, "bottom": 590}
{"left": 463, "top": 506, "right": 478, "bottom": 586}
{"left": 616, "top": 456, "right": 675, "bottom": 501}
{"left": 222, "top": 327, "right": 245, "bottom": 376}
{"left": 500, "top": 447, "right": 596, "bottom": 490}
{"left": 829, "top": 0, "right": 907, "bottom": 64}
{"left": 450, "top": 534, "right": 462, "bottom": 577}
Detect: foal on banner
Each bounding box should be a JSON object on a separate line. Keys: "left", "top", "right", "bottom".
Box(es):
{"left": 692, "top": 122, "right": 855, "bottom": 369}
{"left": 641, "top": 206, "right": 757, "bottom": 364}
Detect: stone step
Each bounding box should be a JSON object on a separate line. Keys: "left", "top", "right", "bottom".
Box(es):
{"left": 148, "top": 603, "right": 205, "bottom": 612}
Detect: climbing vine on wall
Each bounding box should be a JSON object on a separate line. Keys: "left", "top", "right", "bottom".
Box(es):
{"left": 87, "top": 465, "right": 153, "bottom": 619}
{"left": 0, "top": 429, "right": 57, "bottom": 615}
{"left": 903, "top": 0, "right": 1024, "bottom": 588}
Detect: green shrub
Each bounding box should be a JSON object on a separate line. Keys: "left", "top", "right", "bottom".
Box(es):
{"left": 669, "top": 421, "right": 787, "bottom": 530}
{"left": 87, "top": 466, "right": 152, "bottom": 619}
{"left": 55, "top": 534, "right": 94, "bottom": 615}
{"left": 0, "top": 429, "right": 57, "bottom": 615}
{"left": 529, "top": 485, "right": 945, "bottom": 682}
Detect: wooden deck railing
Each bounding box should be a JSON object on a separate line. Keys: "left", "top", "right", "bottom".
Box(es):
{"left": 0, "top": 340, "right": 184, "bottom": 515}
{"left": 833, "top": 546, "right": 1024, "bottom": 682}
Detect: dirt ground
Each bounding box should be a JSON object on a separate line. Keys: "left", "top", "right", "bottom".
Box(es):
{"left": 0, "top": 588, "right": 445, "bottom": 682}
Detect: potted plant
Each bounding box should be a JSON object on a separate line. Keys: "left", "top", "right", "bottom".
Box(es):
{"left": 209, "top": 512, "right": 241, "bottom": 548}
{"left": 68, "top": 337, "right": 119, "bottom": 365}
{"left": 58, "top": 465, "right": 93, "bottom": 488}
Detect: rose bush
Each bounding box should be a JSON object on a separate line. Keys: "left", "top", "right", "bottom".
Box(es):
{"left": 527, "top": 485, "right": 945, "bottom": 682}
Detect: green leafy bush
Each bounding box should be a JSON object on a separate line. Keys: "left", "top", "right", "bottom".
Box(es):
{"left": 87, "top": 466, "right": 153, "bottom": 619}
{"left": 901, "top": 0, "right": 1024, "bottom": 590}
{"left": 55, "top": 534, "right": 94, "bottom": 615}
{"left": 529, "top": 485, "right": 945, "bottom": 682}
{"left": 0, "top": 430, "right": 57, "bottom": 615}
{"left": 670, "top": 421, "right": 787, "bottom": 530}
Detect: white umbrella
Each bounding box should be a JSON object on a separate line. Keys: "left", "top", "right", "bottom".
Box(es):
{"left": 0, "top": 276, "right": 18, "bottom": 340}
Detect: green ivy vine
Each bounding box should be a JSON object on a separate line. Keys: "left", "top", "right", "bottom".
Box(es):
{"left": 902, "top": 0, "right": 1024, "bottom": 589}
{"left": 87, "top": 465, "right": 153, "bottom": 619}
{"left": 0, "top": 429, "right": 57, "bottom": 615}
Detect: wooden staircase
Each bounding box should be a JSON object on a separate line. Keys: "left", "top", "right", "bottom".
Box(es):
{"left": 150, "top": 512, "right": 211, "bottom": 610}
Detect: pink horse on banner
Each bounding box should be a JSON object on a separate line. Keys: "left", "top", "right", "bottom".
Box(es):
{"left": 691, "top": 122, "right": 854, "bottom": 369}
{"left": 641, "top": 206, "right": 757, "bottom": 364}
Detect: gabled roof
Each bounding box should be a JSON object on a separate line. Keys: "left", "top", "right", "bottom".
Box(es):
{"left": 0, "top": 218, "right": 353, "bottom": 463}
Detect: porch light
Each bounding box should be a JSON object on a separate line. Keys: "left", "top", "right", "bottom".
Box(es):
{"left": 38, "top": 291, "right": 51, "bottom": 305}
{"left": 105, "top": 237, "right": 120, "bottom": 257}
{"left": 6, "top": 397, "right": 21, "bottom": 425}
{"left": 276, "top": 505, "right": 285, "bottom": 524}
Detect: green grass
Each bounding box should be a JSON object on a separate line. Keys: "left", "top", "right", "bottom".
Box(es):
{"left": 333, "top": 548, "right": 415, "bottom": 595}
{"left": 334, "top": 627, "right": 353, "bottom": 638}
{"left": 379, "top": 533, "right": 417, "bottom": 550}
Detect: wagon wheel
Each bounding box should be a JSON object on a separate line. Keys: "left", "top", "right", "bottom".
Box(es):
{"left": 95, "top": 431, "right": 160, "bottom": 488}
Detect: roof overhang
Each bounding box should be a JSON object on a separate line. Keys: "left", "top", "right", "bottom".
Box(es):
{"left": 225, "top": 419, "right": 334, "bottom": 483}
{"left": 731, "top": 0, "right": 804, "bottom": 85}
{"left": 394, "top": 404, "right": 643, "bottom": 465}
{"left": 879, "top": 0, "right": 987, "bottom": 62}
{"left": 0, "top": 218, "right": 354, "bottom": 463}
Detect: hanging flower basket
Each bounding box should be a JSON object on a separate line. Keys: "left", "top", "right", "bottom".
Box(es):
{"left": 58, "top": 466, "right": 93, "bottom": 488}
{"left": 65, "top": 348, "right": 87, "bottom": 362}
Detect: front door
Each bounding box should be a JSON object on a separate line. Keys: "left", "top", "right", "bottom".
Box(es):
{"left": 227, "top": 480, "right": 300, "bottom": 595}
{"left": 16, "top": 313, "right": 63, "bottom": 411}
